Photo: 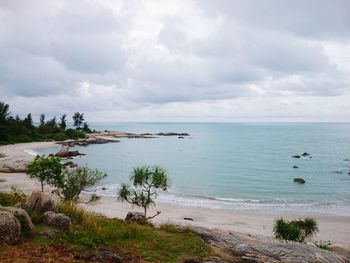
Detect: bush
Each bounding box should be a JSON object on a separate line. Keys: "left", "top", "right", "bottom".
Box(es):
{"left": 273, "top": 217, "right": 319, "bottom": 243}
{"left": 56, "top": 167, "right": 107, "bottom": 202}
{"left": 313, "top": 240, "right": 331, "bottom": 250}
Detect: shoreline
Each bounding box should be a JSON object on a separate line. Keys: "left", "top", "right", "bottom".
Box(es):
{"left": 1, "top": 140, "right": 350, "bottom": 250}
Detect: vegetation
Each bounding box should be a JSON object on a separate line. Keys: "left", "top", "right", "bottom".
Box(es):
{"left": 119, "top": 166, "right": 169, "bottom": 219}
{"left": 0, "top": 186, "right": 26, "bottom": 206}
{"left": 55, "top": 167, "right": 107, "bottom": 202}
{"left": 0, "top": 101, "right": 89, "bottom": 145}
{"left": 52, "top": 202, "right": 213, "bottom": 261}
{"left": 26, "top": 155, "right": 63, "bottom": 192}
{"left": 313, "top": 240, "right": 331, "bottom": 250}
{"left": 273, "top": 217, "right": 319, "bottom": 243}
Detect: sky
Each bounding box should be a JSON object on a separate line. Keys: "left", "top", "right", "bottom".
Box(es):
{"left": 1, "top": 0, "right": 350, "bottom": 122}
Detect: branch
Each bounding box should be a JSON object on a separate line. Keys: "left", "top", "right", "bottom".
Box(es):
{"left": 147, "top": 210, "right": 161, "bottom": 220}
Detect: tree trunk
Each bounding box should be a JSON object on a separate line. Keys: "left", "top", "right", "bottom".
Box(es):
{"left": 41, "top": 181, "right": 44, "bottom": 192}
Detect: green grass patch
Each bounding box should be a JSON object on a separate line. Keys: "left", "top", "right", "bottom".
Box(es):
{"left": 54, "top": 202, "right": 213, "bottom": 262}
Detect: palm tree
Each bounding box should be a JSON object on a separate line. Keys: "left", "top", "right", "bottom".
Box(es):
{"left": 59, "top": 114, "right": 67, "bottom": 129}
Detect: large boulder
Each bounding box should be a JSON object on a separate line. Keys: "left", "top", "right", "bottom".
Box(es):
{"left": 0, "top": 207, "right": 35, "bottom": 235}
{"left": 0, "top": 210, "right": 21, "bottom": 245}
{"left": 27, "top": 191, "right": 56, "bottom": 213}
{"left": 43, "top": 211, "right": 71, "bottom": 230}
{"left": 125, "top": 211, "right": 146, "bottom": 224}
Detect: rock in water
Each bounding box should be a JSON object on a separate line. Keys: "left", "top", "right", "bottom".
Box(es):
{"left": 293, "top": 178, "right": 305, "bottom": 184}
{"left": 43, "top": 211, "right": 71, "bottom": 230}
{"left": 292, "top": 155, "right": 301, "bottom": 158}
{"left": 0, "top": 207, "right": 35, "bottom": 235}
{"left": 0, "top": 211, "right": 21, "bottom": 245}
{"left": 302, "top": 152, "right": 311, "bottom": 157}
{"left": 292, "top": 166, "right": 299, "bottom": 169}
{"left": 27, "top": 191, "right": 56, "bottom": 213}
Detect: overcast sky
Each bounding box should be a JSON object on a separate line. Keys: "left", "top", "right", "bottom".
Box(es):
{"left": 1, "top": 0, "right": 350, "bottom": 122}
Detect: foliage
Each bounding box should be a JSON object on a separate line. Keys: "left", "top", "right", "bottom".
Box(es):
{"left": 26, "top": 155, "right": 63, "bottom": 192}
{"left": 0, "top": 101, "right": 89, "bottom": 145}
{"left": 118, "top": 166, "right": 169, "bottom": 218}
{"left": 273, "top": 217, "right": 319, "bottom": 243}
{"left": 72, "top": 112, "right": 84, "bottom": 130}
{"left": 55, "top": 167, "right": 107, "bottom": 202}
{"left": 313, "top": 240, "right": 331, "bottom": 250}
{"left": 0, "top": 186, "right": 27, "bottom": 206}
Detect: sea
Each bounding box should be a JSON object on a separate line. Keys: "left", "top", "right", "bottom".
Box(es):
{"left": 37, "top": 123, "right": 350, "bottom": 215}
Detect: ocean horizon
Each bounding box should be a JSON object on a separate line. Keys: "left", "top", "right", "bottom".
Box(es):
{"left": 38, "top": 122, "right": 350, "bottom": 215}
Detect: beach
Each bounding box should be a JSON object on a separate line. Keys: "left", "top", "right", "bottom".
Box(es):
{"left": 1, "top": 141, "right": 350, "bottom": 250}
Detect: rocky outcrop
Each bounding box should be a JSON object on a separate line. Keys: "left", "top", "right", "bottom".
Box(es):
{"left": 125, "top": 211, "right": 146, "bottom": 223}
{"left": 0, "top": 210, "right": 21, "bottom": 245}
{"left": 27, "top": 191, "right": 56, "bottom": 213}
{"left": 57, "top": 136, "right": 120, "bottom": 148}
{"left": 43, "top": 211, "right": 71, "bottom": 230}
{"left": 156, "top": 132, "right": 190, "bottom": 136}
{"left": 292, "top": 165, "right": 299, "bottom": 169}
{"left": 0, "top": 206, "right": 35, "bottom": 235}
{"left": 55, "top": 146, "right": 84, "bottom": 158}
{"left": 293, "top": 178, "right": 305, "bottom": 184}
{"left": 0, "top": 164, "right": 26, "bottom": 173}
{"left": 191, "top": 226, "right": 348, "bottom": 263}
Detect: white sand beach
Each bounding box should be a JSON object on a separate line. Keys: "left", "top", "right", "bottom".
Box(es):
{"left": 1, "top": 141, "right": 350, "bottom": 250}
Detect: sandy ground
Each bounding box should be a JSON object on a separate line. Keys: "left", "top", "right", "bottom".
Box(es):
{"left": 1, "top": 141, "right": 350, "bottom": 250}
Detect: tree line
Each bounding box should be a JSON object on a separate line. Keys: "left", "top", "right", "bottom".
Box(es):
{"left": 0, "top": 101, "right": 91, "bottom": 145}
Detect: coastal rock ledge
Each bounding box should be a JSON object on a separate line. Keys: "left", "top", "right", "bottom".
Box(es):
{"left": 190, "top": 226, "right": 348, "bottom": 263}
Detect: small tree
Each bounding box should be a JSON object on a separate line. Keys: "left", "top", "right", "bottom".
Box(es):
{"left": 26, "top": 155, "right": 63, "bottom": 192}
{"left": 273, "top": 217, "right": 319, "bottom": 243}
{"left": 118, "top": 166, "right": 169, "bottom": 219}
{"left": 56, "top": 167, "right": 107, "bottom": 202}
{"left": 59, "top": 114, "right": 67, "bottom": 129}
{"left": 72, "top": 112, "right": 84, "bottom": 130}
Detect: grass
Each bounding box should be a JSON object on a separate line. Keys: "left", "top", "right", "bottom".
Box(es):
{"left": 1, "top": 191, "right": 214, "bottom": 262}
{"left": 53, "top": 202, "right": 213, "bottom": 262}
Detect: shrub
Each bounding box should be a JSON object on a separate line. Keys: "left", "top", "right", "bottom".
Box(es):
{"left": 273, "top": 217, "right": 319, "bottom": 243}
{"left": 55, "top": 167, "right": 107, "bottom": 202}
{"left": 26, "top": 155, "right": 63, "bottom": 192}
{"left": 0, "top": 186, "right": 27, "bottom": 206}
{"left": 313, "top": 240, "right": 331, "bottom": 250}
{"left": 118, "top": 166, "right": 169, "bottom": 219}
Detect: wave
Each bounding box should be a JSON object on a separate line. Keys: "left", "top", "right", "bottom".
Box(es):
{"left": 85, "top": 184, "right": 350, "bottom": 216}
{"left": 23, "top": 149, "right": 39, "bottom": 156}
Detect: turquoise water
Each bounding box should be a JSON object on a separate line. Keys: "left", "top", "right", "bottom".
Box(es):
{"left": 38, "top": 123, "right": 350, "bottom": 215}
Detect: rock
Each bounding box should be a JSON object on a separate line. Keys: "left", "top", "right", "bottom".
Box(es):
{"left": 15, "top": 202, "right": 31, "bottom": 213}
{"left": 343, "top": 159, "right": 350, "bottom": 162}
{"left": 0, "top": 178, "right": 6, "bottom": 182}
{"left": 191, "top": 226, "right": 347, "bottom": 263}
{"left": 70, "top": 163, "right": 78, "bottom": 168}
{"left": 292, "top": 155, "right": 301, "bottom": 158}
{"left": 0, "top": 210, "right": 21, "bottom": 245}
{"left": 184, "top": 217, "right": 194, "bottom": 221}
{"left": 43, "top": 211, "right": 71, "bottom": 230}
{"left": 27, "top": 191, "right": 56, "bottom": 213}
{"left": 178, "top": 136, "right": 185, "bottom": 139}
{"left": 0, "top": 153, "right": 7, "bottom": 158}
{"left": 293, "top": 178, "right": 305, "bottom": 184}
{"left": 102, "top": 187, "right": 107, "bottom": 191}
{"left": 62, "top": 161, "right": 74, "bottom": 167}
{"left": 156, "top": 132, "right": 190, "bottom": 136}
{"left": 292, "top": 166, "right": 299, "bottom": 169}
{"left": 41, "top": 230, "right": 59, "bottom": 238}
{"left": 55, "top": 146, "right": 83, "bottom": 158}
{"left": 0, "top": 207, "right": 35, "bottom": 235}
{"left": 302, "top": 152, "right": 311, "bottom": 157}
{"left": 125, "top": 211, "right": 146, "bottom": 223}
{"left": 184, "top": 259, "right": 229, "bottom": 263}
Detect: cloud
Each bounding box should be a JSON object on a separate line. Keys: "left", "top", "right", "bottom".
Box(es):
{"left": 0, "top": 0, "right": 350, "bottom": 121}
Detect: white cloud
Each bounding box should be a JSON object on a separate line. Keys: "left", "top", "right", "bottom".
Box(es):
{"left": 0, "top": 0, "right": 350, "bottom": 122}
